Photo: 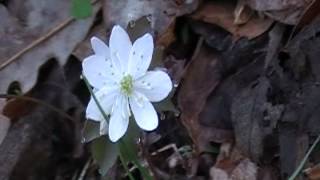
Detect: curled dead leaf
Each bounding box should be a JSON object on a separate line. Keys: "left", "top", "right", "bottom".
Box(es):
{"left": 244, "top": 0, "right": 313, "bottom": 24}
{"left": 211, "top": 143, "right": 258, "bottom": 180}
{"left": 103, "top": 0, "right": 198, "bottom": 43}
{"left": 190, "top": 1, "right": 273, "bottom": 39}
{"left": 304, "top": 164, "right": 320, "bottom": 180}
{"left": 178, "top": 43, "right": 233, "bottom": 152}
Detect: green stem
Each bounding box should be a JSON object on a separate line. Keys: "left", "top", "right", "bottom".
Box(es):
{"left": 119, "top": 140, "right": 153, "bottom": 180}
{"left": 118, "top": 145, "right": 135, "bottom": 180}
{"left": 82, "top": 75, "right": 109, "bottom": 122}
{"left": 288, "top": 134, "right": 320, "bottom": 180}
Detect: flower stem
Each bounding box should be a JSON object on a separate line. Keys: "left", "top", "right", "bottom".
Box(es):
{"left": 118, "top": 145, "right": 135, "bottom": 180}
{"left": 288, "top": 134, "right": 320, "bottom": 180}
{"left": 82, "top": 75, "right": 109, "bottom": 123}
{"left": 119, "top": 140, "right": 153, "bottom": 180}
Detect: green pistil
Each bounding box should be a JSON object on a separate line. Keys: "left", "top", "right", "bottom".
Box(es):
{"left": 120, "top": 75, "right": 133, "bottom": 95}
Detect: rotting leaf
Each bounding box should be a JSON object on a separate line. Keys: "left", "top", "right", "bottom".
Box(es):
{"left": 91, "top": 136, "right": 119, "bottom": 176}
{"left": 73, "top": 24, "right": 107, "bottom": 60}
{"left": 127, "top": 16, "right": 153, "bottom": 42}
{"left": 0, "top": 64, "right": 85, "bottom": 179}
{"left": 244, "top": 0, "right": 312, "bottom": 25}
{"left": 288, "top": 0, "right": 320, "bottom": 42}
{"left": 82, "top": 120, "right": 100, "bottom": 143}
{"left": 178, "top": 44, "right": 228, "bottom": 153}
{"left": 304, "top": 163, "right": 320, "bottom": 180}
{"left": 0, "top": 114, "right": 9, "bottom": 146}
{"left": 231, "top": 77, "right": 270, "bottom": 161}
{"left": 0, "top": 0, "right": 100, "bottom": 94}
{"left": 154, "top": 88, "right": 178, "bottom": 114}
{"left": 0, "top": 100, "right": 10, "bottom": 146}
{"left": 103, "top": 0, "right": 198, "bottom": 42}
{"left": 210, "top": 143, "right": 258, "bottom": 180}
{"left": 190, "top": 1, "right": 273, "bottom": 40}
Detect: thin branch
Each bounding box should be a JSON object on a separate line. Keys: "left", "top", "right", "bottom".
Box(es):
{"left": 0, "top": 0, "right": 100, "bottom": 70}
{"left": 0, "top": 94, "right": 75, "bottom": 122}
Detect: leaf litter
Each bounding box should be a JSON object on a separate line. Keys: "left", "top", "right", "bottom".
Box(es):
{"left": 1, "top": 0, "right": 320, "bottom": 179}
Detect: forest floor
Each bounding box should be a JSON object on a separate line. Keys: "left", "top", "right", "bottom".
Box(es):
{"left": 1, "top": 0, "right": 320, "bottom": 179}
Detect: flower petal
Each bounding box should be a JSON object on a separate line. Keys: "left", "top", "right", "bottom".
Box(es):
{"left": 134, "top": 71, "right": 172, "bottom": 102}
{"left": 100, "top": 119, "right": 108, "bottom": 135}
{"left": 85, "top": 87, "right": 119, "bottom": 121}
{"left": 128, "top": 33, "right": 153, "bottom": 78}
{"left": 91, "top": 36, "right": 109, "bottom": 58}
{"left": 86, "top": 97, "right": 103, "bottom": 122}
{"left": 108, "top": 95, "right": 130, "bottom": 142}
{"left": 82, "top": 55, "right": 121, "bottom": 88}
{"left": 129, "top": 92, "right": 158, "bottom": 131}
{"left": 109, "top": 25, "right": 132, "bottom": 74}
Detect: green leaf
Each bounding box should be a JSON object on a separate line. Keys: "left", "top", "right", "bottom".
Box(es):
{"left": 82, "top": 120, "right": 100, "bottom": 143}
{"left": 71, "top": 0, "right": 92, "bottom": 19}
{"left": 91, "top": 136, "right": 119, "bottom": 176}
{"left": 118, "top": 120, "right": 153, "bottom": 180}
{"left": 119, "top": 119, "right": 140, "bottom": 163}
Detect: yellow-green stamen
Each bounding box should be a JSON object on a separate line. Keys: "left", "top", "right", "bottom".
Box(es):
{"left": 120, "top": 75, "right": 133, "bottom": 95}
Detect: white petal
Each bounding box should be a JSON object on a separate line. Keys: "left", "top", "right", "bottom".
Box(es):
{"left": 108, "top": 95, "right": 130, "bottom": 142}
{"left": 91, "top": 36, "right": 109, "bottom": 57}
{"left": 129, "top": 92, "right": 158, "bottom": 131}
{"left": 109, "top": 25, "right": 132, "bottom": 74}
{"left": 82, "top": 55, "right": 121, "bottom": 88}
{"left": 86, "top": 97, "right": 103, "bottom": 122}
{"left": 100, "top": 119, "right": 108, "bottom": 135}
{"left": 134, "top": 71, "right": 172, "bottom": 102}
{"left": 85, "top": 87, "right": 119, "bottom": 121}
{"left": 128, "top": 33, "right": 154, "bottom": 78}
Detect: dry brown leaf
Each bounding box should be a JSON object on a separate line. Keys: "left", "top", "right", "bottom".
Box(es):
{"left": 103, "top": 0, "right": 198, "bottom": 43}
{"left": 0, "top": 0, "right": 100, "bottom": 94}
{"left": 304, "top": 164, "right": 320, "bottom": 180}
{"left": 178, "top": 43, "right": 233, "bottom": 153}
{"left": 244, "top": 0, "right": 313, "bottom": 24}
{"left": 289, "top": 0, "right": 320, "bottom": 40}
{"left": 190, "top": 1, "right": 273, "bottom": 39}
{"left": 73, "top": 24, "right": 106, "bottom": 60}
{"left": 234, "top": 0, "right": 254, "bottom": 25}
{"left": 210, "top": 143, "right": 258, "bottom": 180}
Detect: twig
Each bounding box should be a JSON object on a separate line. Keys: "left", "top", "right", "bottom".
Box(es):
{"left": 0, "top": 0, "right": 100, "bottom": 70}
{"left": 0, "top": 94, "right": 75, "bottom": 122}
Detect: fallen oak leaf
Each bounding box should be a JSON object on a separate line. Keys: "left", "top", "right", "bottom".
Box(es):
{"left": 244, "top": 0, "right": 312, "bottom": 25}
{"left": 0, "top": 0, "right": 100, "bottom": 94}
{"left": 190, "top": 0, "right": 273, "bottom": 40}
{"left": 178, "top": 42, "right": 233, "bottom": 153}
{"left": 211, "top": 143, "right": 258, "bottom": 180}
{"left": 103, "top": 0, "right": 198, "bottom": 45}
{"left": 304, "top": 163, "right": 320, "bottom": 180}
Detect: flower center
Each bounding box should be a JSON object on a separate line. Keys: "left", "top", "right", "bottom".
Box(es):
{"left": 120, "top": 75, "right": 133, "bottom": 95}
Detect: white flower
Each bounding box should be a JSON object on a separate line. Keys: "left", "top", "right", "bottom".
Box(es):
{"left": 82, "top": 25, "right": 172, "bottom": 142}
